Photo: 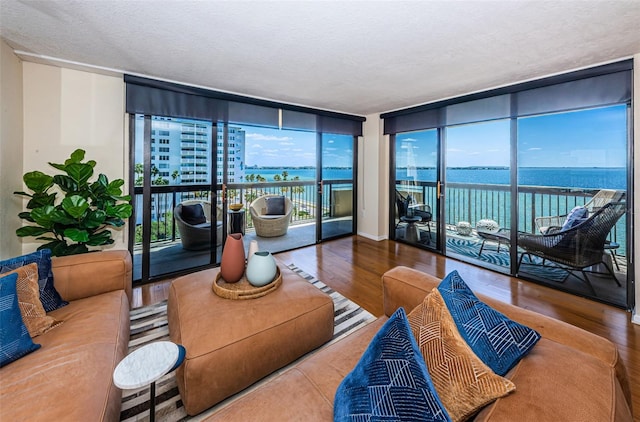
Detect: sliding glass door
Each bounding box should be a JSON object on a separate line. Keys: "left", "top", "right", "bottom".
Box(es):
{"left": 516, "top": 105, "right": 628, "bottom": 307}
{"left": 392, "top": 129, "right": 440, "bottom": 251}
{"left": 319, "top": 133, "right": 356, "bottom": 241}
{"left": 444, "top": 120, "right": 512, "bottom": 272}
{"left": 132, "top": 115, "right": 219, "bottom": 283}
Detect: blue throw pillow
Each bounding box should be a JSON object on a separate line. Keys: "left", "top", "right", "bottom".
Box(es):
{"left": 561, "top": 206, "right": 588, "bottom": 231}
{"left": 334, "top": 308, "right": 451, "bottom": 422}
{"left": 438, "top": 270, "right": 541, "bottom": 376}
{"left": 0, "top": 272, "right": 41, "bottom": 367}
{"left": 0, "top": 250, "right": 68, "bottom": 312}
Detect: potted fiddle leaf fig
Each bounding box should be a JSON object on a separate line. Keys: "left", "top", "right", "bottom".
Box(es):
{"left": 14, "top": 149, "right": 133, "bottom": 256}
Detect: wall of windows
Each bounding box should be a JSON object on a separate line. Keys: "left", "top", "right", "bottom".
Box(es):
{"left": 383, "top": 60, "right": 633, "bottom": 309}
{"left": 126, "top": 75, "right": 363, "bottom": 283}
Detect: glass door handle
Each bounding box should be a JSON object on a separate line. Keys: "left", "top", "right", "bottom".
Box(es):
{"left": 437, "top": 181, "right": 442, "bottom": 198}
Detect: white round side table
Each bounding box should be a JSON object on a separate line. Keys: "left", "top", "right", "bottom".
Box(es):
{"left": 113, "top": 341, "right": 185, "bottom": 422}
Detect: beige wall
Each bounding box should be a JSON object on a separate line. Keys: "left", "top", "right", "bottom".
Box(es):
{"left": 357, "top": 114, "right": 387, "bottom": 240}
{"left": 0, "top": 40, "right": 25, "bottom": 259}
{"left": 20, "top": 62, "right": 127, "bottom": 253}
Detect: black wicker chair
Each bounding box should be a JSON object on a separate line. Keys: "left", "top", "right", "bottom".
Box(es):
{"left": 517, "top": 202, "right": 626, "bottom": 293}
{"left": 395, "top": 190, "right": 432, "bottom": 235}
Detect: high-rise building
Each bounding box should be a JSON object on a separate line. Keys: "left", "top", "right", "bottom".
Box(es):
{"left": 149, "top": 117, "right": 245, "bottom": 185}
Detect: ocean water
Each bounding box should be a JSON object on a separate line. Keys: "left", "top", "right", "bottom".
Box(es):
{"left": 248, "top": 167, "right": 627, "bottom": 190}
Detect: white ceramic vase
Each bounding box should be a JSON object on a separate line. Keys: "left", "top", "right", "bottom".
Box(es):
{"left": 246, "top": 251, "right": 277, "bottom": 287}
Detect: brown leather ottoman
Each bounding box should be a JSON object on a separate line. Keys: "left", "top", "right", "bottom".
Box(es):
{"left": 167, "top": 265, "right": 334, "bottom": 416}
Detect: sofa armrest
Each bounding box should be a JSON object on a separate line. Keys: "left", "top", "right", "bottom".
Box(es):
{"left": 382, "top": 266, "right": 439, "bottom": 317}
{"left": 51, "top": 250, "right": 132, "bottom": 307}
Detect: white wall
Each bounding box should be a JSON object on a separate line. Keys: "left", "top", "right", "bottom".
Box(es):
{"left": 0, "top": 40, "right": 24, "bottom": 259}
{"left": 21, "top": 62, "right": 127, "bottom": 253}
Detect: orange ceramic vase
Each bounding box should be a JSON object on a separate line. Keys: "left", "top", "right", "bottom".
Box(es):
{"left": 220, "top": 233, "right": 245, "bottom": 283}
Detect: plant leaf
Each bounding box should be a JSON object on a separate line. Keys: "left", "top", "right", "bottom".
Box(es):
{"left": 18, "top": 212, "right": 34, "bottom": 222}
{"left": 105, "top": 218, "right": 125, "bottom": 227}
{"left": 23, "top": 171, "right": 53, "bottom": 193}
{"left": 64, "top": 244, "right": 89, "bottom": 255}
{"left": 61, "top": 195, "right": 89, "bottom": 219}
{"left": 65, "top": 163, "right": 94, "bottom": 186}
{"left": 86, "top": 230, "right": 112, "bottom": 246}
{"left": 37, "top": 240, "right": 69, "bottom": 257}
{"left": 49, "top": 209, "right": 77, "bottom": 225}
{"left": 69, "top": 149, "right": 85, "bottom": 163}
{"left": 26, "top": 192, "right": 57, "bottom": 209}
{"left": 30, "top": 206, "right": 56, "bottom": 229}
{"left": 106, "top": 203, "right": 133, "bottom": 219}
{"left": 64, "top": 228, "right": 90, "bottom": 243}
{"left": 49, "top": 163, "right": 67, "bottom": 172}
{"left": 53, "top": 175, "right": 79, "bottom": 194}
{"left": 16, "top": 226, "right": 50, "bottom": 237}
{"left": 83, "top": 209, "right": 106, "bottom": 228}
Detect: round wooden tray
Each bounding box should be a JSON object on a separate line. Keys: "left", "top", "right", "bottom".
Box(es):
{"left": 212, "top": 267, "right": 282, "bottom": 300}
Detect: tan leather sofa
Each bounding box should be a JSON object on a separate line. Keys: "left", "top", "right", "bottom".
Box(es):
{"left": 204, "top": 266, "right": 633, "bottom": 421}
{"left": 0, "top": 250, "right": 132, "bottom": 422}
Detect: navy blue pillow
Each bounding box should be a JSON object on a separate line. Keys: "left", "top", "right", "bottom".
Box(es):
{"left": 334, "top": 308, "right": 451, "bottom": 422}
{"left": 438, "top": 270, "right": 541, "bottom": 376}
{"left": 0, "top": 272, "right": 41, "bottom": 367}
{"left": 0, "top": 249, "right": 67, "bottom": 312}
{"left": 265, "top": 196, "right": 285, "bottom": 215}
{"left": 181, "top": 203, "right": 207, "bottom": 225}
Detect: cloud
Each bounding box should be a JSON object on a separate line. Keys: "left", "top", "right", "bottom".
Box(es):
{"left": 246, "top": 133, "right": 293, "bottom": 142}
{"left": 528, "top": 147, "right": 542, "bottom": 151}
{"left": 279, "top": 141, "right": 294, "bottom": 146}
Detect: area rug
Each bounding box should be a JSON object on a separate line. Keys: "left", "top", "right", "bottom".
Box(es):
{"left": 120, "top": 265, "right": 376, "bottom": 421}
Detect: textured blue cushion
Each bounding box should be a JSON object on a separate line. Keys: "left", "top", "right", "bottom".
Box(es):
{"left": 0, "top": 249, "right": 68, "bottom": 312}
{"left": 561, "top": 206, "right": 588, "bottom": 231}
{"left": 438, "top": 270, "right": 541, "bottom": 376}
{"left": 334, "top": 308, "right": 451, "bottom": 422}
{"left": 0, "top": 272, "right": 41, "bottom": 367}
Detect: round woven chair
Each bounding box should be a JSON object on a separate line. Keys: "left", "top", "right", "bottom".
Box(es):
{"left": 249, "top": 194, "right": 293, "bottom": 238}
{"left": 174, "top": 200, "right": 223, "bottom": 250}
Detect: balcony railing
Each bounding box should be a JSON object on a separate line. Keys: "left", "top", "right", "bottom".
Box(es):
{"left": 397, "top": 181, "right": 627, "bottom": 256}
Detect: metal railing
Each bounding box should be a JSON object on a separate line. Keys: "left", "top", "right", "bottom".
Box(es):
{"left": 396, "top": 181, "right": 627, "bottom": 256}
{"left": 132, "top": 180, "right": 353, "bottom": 247}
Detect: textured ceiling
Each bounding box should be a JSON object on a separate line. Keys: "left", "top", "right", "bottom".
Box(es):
{"left": 1, "top": 1, "right": 639, "bottom": 116}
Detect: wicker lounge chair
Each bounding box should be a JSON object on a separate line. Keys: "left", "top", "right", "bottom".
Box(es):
{"left": 535, "top": 189, "right": 624, "bottom": 233}
{"left": 517, "top": 202, "right": 626, "bottom": 293}
{"left": 174, "top": 200, "right": 223, "bottom": 250}
{"left": 249, "top": 194, "right": 293, "bottom": 237}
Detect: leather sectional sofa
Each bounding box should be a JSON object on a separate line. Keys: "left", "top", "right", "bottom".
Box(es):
{"left": 202, "top": 266, "right": 633, "bottom": 421}
{"left": 0, "top": 250, "right": 132, "bottom": 422}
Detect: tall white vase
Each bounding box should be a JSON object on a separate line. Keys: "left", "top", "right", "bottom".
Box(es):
{"left": 246, "top": 251, "right": 277, "bottom": 287}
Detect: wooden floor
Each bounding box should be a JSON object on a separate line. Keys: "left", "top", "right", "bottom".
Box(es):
{"left": 132, "top": 235, "right": 639, "bottom": 418}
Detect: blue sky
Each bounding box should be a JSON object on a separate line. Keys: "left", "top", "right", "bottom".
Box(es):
{"left": 396, "top": 104, "right": 627, "bottom": 168}
{"left": 243, "top": 126, "right": 353, "bottom": 167}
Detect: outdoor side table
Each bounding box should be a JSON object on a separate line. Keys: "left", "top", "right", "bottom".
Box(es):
{"left": 113, "top": 341, "right": 185, "bottom": 422}
{"left": 228, "top": 209, "right": 246, "bottom": 235}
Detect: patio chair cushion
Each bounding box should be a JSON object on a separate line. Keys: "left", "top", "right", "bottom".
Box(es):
{"left": 437, "top": 270, "right": 541, "bottom": 376}
{"left": 408, "top": 289, "right": 515, "bottom": 421}
{"left": 561, "top": 205, "right": 588, "bottom": 231}
{"left": 334, "top": 308, "right": 450, "bottom": 422}
{"left": 265, "top": 196, "right": 285, "bottom": 215}
{"left": 181, "top": 203, "right": 206, "bottom": 225}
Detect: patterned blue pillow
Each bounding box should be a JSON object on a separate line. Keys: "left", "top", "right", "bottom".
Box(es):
{"left": 438, "top": 270, "right": 541, "bottom": 376}
{"left": 0, "top": 249, "right": 68, "bottom": 312}
{"left": 0, "top": 272, "right": 41, "bottom": 367}
{"left": 334, "top": 308, "right": 451, "bottom": 422}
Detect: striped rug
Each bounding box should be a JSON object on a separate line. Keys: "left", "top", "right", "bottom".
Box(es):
{"left": 120, "top": 264, "right": 376, "bottom": 421}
